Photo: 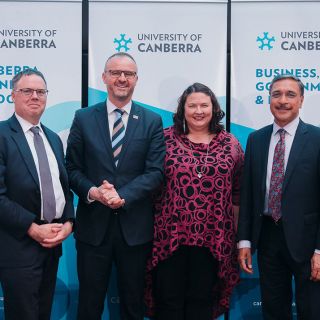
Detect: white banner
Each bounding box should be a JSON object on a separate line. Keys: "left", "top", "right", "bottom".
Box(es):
{"left": 230, "top": 1, "right": 320, "bottom": 318}
{"left": 0, "top": 2, "right": 81, "bottom": 318}
{"left": 89, "top": 0, "right": 227, "bottom": 127}
{"left": 0, "top": 0, "right": 81, "bottom": 146}
{"left": 231, "top": 0, "right": 320, "bottom": 146}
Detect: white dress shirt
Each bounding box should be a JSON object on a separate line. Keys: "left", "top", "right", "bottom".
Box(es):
{"left": 107, "top": 99, "right": 132, "bottom": 138}
{"left": 15, "top": 113, "right": 66, "bottom": 220}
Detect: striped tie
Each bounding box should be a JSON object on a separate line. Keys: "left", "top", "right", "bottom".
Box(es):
{"left": 112, "top": 108, "right": 125, "bottom": 166}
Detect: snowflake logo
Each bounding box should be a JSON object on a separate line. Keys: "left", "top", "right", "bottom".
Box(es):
{"left": 114, "top": 34, "right": 132, "bottom": 52}
{"left": 256, "top": 32, "right": 275, "bottom": 50}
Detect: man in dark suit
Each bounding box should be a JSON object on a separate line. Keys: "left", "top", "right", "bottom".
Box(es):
{"left": 66, "top": 52, "right": 165, "bottom": 320}
{"left": 238, "top": 75, "right": 320, "bottom": 319}
{"left": 0, "top": 69, "right": 74, "bottom": 320}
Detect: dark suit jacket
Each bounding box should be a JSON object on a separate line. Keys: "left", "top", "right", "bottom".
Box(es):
{"left": 238, "top": 119, "right": 320, "bottom": 263}
{"left": 0, "top": 115, "right": 74, "bottom": 268}
{"left": 66, "top": 101, "right": 165, "bottom": 247}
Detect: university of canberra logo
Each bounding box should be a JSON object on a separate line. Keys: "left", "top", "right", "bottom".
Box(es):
{"left": 112, "top": 32, "right": 203, "bottom": 53}
{"left": 256, "top": 31, "right": 320, "bottom": 51}
{"left": 114, "top": 34, "right": 132, "bottom": 52}
{"left": 256, "top": 32, "right": 275, "bottom": 50}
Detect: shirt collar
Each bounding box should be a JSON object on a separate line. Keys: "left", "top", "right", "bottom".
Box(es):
{"left": 106, "top": 99, "right": 132, "bottom": 116}
{"left": 15, "top": 113, "right": 42, "bottom": 134}
{"left": 272, "top": 116, "right": 300, "bottom": 137}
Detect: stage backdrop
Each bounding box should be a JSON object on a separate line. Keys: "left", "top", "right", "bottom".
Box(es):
{"left": 88, "top": 0, "right": 227, "bottom": 318}
{"left": 230, "top": 0, "right": 320, "bottom": 318}
{"left": 0, "top": 1, "right": 81, "bottom": 319}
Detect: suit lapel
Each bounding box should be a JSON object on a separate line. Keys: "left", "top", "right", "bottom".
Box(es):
{"left": 42, "top": 125, "right": 68, "bottom": 190}
{"left": 95, "top": 102, "right": 115, "bottom": 168}
{"left": 9, "top": 115, "right": 39, "bottom": 187}
{"left": 117, "top": 102, "right": 141, "bottom": 169}
{"left": 260, "top": 125, "right": 273, "bottom": 196}
{"left": 283, "top": 120, "right": 307, "bottom": 192}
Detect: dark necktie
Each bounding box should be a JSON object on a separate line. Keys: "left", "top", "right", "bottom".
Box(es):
{"left": 30, "top": 126, "right": 56, "bottom": 222}
{"left": 268, "top": 128, "right": 286, "bottom": 222}
{"left": 112, "top": 109, "right": 125, "bottom": 166}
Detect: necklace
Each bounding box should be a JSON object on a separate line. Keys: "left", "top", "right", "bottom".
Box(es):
{"left": 188, "top": 136, "right": 211, "bottom": 179}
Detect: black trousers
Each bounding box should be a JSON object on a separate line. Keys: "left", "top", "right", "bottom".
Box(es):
{"left": 0, "top": 248, "right": 59, "bottom": 320}
{"left": 76, "top": 216, "right": 151, "bottom": 320}
{"left": 258, "top": 217, "right": 320, "bottom": 320}
{"left": 154, "top": 245, "right": 218, "bottom": 320}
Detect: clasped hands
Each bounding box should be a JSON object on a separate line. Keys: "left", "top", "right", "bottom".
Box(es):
{"left": 27, "top": 220, "right": 73, "bottom": 248}
{"left": 89, "top": 180, "right": 125, "bottom": 209}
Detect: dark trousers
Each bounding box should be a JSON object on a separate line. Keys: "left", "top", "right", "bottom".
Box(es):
{"left": 258, "top": 217, "right": 320, "bottom": 320}
{"left": 76, "top": 216, "right": 151, "bottom": 320}
{"left": 154, "top": 245, "right": 218, "bottom": 320}
{"left": 0, "top": 248, "right": 59, "bottom": 320}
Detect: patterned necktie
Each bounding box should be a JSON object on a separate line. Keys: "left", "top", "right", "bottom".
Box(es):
{"left": 268, "top": 128, "right": 286, "bottom": 222}
{"left": 30, "top": 126, "right": 56, "bottom": 222}
{"left": 112, "top": 108, "right": 125, "bottom": 166}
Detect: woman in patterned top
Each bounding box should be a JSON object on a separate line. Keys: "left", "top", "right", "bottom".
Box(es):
{"left": 145, "top": 83, "right": 244, "bottom": 320}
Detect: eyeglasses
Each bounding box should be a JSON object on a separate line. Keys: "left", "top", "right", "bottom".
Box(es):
{"left": 106, "top": 70, "right": 137, "bottom": 80}
{"left": 14, "top": 88, "right": 49, "bottom": 98}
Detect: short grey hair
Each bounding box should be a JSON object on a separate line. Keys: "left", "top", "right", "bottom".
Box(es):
{"left": 269, "top": 74, "right": 304, "bottom": 96}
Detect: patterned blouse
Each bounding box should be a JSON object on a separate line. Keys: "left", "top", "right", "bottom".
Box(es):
{"left": 145, "top": 126, "right": 244, "bottom": 319}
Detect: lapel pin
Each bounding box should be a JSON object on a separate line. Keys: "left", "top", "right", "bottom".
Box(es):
{"left": 133, "top": 115, "right": 139, "bottom": 120}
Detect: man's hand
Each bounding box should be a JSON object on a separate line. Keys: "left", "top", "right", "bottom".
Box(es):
{"left": 107, "top": 197, "right": 125, "bottom": 209}
{"left": 89, "top": 181, "right": 114, "bottom": 205}
{"left": 310, "top": 253, "right": 320, "bottom": 281}
{"left": 238, "top": 247, "right": 254, "bottom": 274}
{"left": 41, "top": 221, "right": 73, "bottom": 248}
{"left": 27, "top": 222, "right": 63, "bottom": 244}
{"left": 90, "top": 180, "right": 125, "bottom": 209}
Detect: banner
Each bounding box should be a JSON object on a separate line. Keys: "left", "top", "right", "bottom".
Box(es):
{"left": 88, "top": 1, "right": 227, "bottom": 318}
{"left": 0, "top": 1, "right": 81, "bottom": 319}
{"left": 88, "top": 0, "right": 228, "bottom": 128}
{"left": 230, "top": 0, "right": 320, "bottom": 318}
{"left": 231, "top": 0, "right": 320, "bottom": 147}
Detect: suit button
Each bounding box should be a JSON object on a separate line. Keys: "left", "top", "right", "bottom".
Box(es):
{"left": 114, "top": 211, "right": 118, "bottom": 215}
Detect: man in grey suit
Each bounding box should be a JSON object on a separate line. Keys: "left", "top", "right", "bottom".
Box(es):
{"left": 66, "top": 52, "right": 165, "bottom": 320}
{"left": 0, "top": 69, "right": 74, "bottom": 320}
{"left": 238, "top": 75, "right": 320, "bottom": 319}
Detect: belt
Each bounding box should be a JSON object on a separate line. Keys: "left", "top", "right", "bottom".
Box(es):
{"left": 263, "top": 215, "right": 282, "bottom": 226}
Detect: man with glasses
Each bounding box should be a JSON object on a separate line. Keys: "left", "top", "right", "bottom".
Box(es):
{"left": 0, "top": 68, "right": 74, "bottom": 319}
{"left": 66, "top": 52, "right": 165, "bottom": 320}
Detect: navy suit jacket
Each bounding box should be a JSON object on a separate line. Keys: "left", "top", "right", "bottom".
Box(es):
{"left": 66, "top": 101, "right": 165, "bottom": 246}
{"left": 0, "top": 115, "right": 74, "bottom": 268}
{"left": 238, "top": 119, "right": 320, "bottom": 262}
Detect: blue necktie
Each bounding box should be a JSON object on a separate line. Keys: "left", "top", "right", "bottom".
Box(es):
{"left": 30, "top": 126, "right": 56, "bottom": 222}
{"left": 112, "top": 109, "right": 125, "bottom": 166}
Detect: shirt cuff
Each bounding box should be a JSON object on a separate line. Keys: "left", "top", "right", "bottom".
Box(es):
{"left": 87, "top": 187, "right": 96, "bottom": 203}
{"left": 315, "top": 249, "right": 320, "bottom": 255}
{"left": 238, "top": 240, "right": 251, "bottom": 249}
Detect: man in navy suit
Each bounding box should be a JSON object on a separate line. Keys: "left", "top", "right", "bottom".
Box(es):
{"left": 66, "top": 52, "right": 165, "bottom": 320}
{"left": 238, "top": 75, "right": 320, "bottom": 319}
{"left": 0, "top": 69, "right": 74, "bottom": 320}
